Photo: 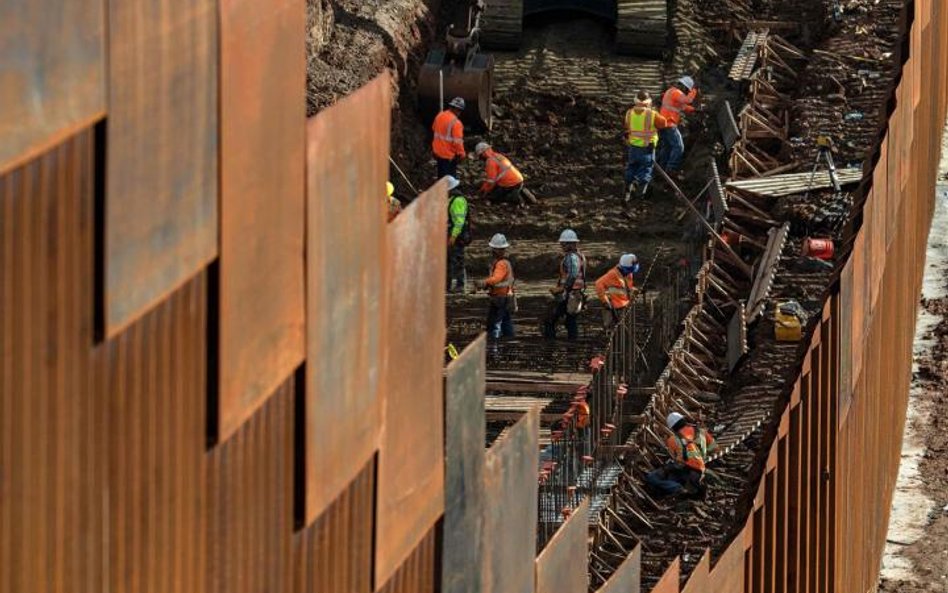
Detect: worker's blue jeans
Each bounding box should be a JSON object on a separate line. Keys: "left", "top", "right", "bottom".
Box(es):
{"left": 486, "top": 297, "right": 515, "bottom": 339}
{"left": 645, "top": 464, "right": 704, "bottom": 497}
{"left": 624, "top": 145, "right": 655, "bottom": 186}
{"left": 543, "top": 298, "right": 578, "bottom": 340}
{"left": 656, "top": 126, "right": 685, "bottom": 172}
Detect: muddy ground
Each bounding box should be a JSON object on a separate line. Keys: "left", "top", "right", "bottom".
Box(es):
{"left": 878, "top": 127, "right": 948, "bottom": 593}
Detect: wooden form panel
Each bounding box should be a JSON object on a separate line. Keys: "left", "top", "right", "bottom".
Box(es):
{"left": 105, "top": 0, "right": 218, "bottom": 335}
{"left": 443, "top": 337, "right": 488, "bottom": 593}
{"left": 0, "top": 0, "right": 105, "bottom": 174}
{"left": 535, "top": 499, "right": 589, "bottom": 593}
{"left": 304, "top": 74, "right": 391, "bottom": 523}
{"left": 206, "top": 381, "right": 294, "bottom": 593}
{"left": 217, "top": 0, "right": 306, "bottom": 441}
{"left": 0, "top": 129, "right": 102, "bottom": 593}
{"left": 484, "top": 410, "right": 539, "bottom": 593}
{"left": 376, "top": 182, "right": 448, "bottom": 587}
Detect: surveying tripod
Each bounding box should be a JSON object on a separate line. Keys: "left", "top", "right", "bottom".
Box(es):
{"left": 803, "top": 135, "right": 841, "bottom": 199}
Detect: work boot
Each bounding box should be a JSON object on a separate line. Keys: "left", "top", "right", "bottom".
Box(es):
{"left": 623, "top": 182, "right": 637, "bottom": 203}
{"left": 638, "top": 183, "right": 650, "bottom": 199}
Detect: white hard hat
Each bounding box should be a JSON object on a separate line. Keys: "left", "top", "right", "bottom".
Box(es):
{"left": 666, "top": 412, "right": 685, "bottom": 431}
{"left": 678, "top": 76, "right": 695, "bottom": 91}
{"left": 445, "top": 176, "right": 460, "bottom": 191}
{"left": 449, "top": 96, "right": 466, "bottom": 110}
{"left": 475, "top": 141, "right": 491, "bottom": 156}
{"left": 488, "top": 233, "right": 510, "bottom": 249}
{"left": 619, "top": 253, "right": 638, "bottom": 267}
{"left": 558, "top": 229, "right": 579, "bottom": 243}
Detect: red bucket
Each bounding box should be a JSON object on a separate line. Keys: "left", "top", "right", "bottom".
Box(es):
{"left": 803, "top": 237, "right": 835, "bottom": 260}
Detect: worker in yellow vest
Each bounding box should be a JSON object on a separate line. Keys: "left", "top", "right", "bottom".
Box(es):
{"left": 622, "top": 90, "right": 670, "bottom": 201}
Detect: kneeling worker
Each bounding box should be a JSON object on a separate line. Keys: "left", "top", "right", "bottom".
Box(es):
{"left": 594, "top": 253, "right": 639, "bottom": 328}
{"left": 476, "top": 234, "right": 516, "bottom": 339}
{"left": 475, "top": 142, "right": 533, "bottom": 205}
{"left": 645, "top": 412, "right": 717, "bottom": 497}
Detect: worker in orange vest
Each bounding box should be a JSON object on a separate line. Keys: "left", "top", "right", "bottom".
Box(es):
{"left": 386, "top": 181, "right": 401, "bottom": 222}
{"left": 657, "top": 75, "right": 698, "bottom": 176}
{"left": 476, "top": 233, "right": 516, "bottom": 339}
{"left": 645, "top": 412, "right": 717, "bottom": 497}
{"left": 475, "top": 142, "right": 531, "bottom": 205}
{"left": 432, "top": 97, "right": 467, "bottom": 180}
{"left": 594, "top": 253, "right": 639, "bottom": 328}
{"left": 623, "top": 91, "right": 669, "bottom": 201}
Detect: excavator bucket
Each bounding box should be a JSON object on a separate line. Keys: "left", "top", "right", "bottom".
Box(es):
{"left": 418, "top": 48, "right": 495, "bottom": 132}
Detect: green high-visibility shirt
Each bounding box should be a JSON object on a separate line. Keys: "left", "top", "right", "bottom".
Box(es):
{"left": 448, "top": 195, "right": 468, "bottom": 239}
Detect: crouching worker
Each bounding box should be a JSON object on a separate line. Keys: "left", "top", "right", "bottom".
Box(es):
{"left": 645, "top": 412, "right": 717, "bottom": 498}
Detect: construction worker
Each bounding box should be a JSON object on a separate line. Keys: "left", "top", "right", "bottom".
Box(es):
{"left": 594, "top": 253, "right": 639, "bottom": 328}
{"left": 386, "top": 181, "right": 401, "bottom": 222}
{"left": 432, "top": 97, "right": 467, "bottom": 180}
{"left": 623, "top": 90, "right": 669, "bottom": 201}
{"left": 446, "top": 176, "right": 471, "bottom": 293}
{"left": 475, "top": 142, "right": 532, "bottom": 205}
{"left": 476, "top": 234, "right": 516, "bottom": 339}
{"left": 657, "top": 75, "right": 699, "bottom": 176}
{"left": 543, "top": 229, "right": 586, "bottom": 340}
{"left": 645, "top": 412, "right": 717, "bottom": 497}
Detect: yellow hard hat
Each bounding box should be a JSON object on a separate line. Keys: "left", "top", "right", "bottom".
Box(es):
{"left": 386, "top": 182, "right": 395, "bottom": 197}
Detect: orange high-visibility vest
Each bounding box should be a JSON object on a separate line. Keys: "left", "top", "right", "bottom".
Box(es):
{"left": 485, "top": 258, "right": 514, "bottom": 297}
{"left": 665, "top": 425, "right": 715, "bottom": 473}
{"left": 595, "top": 267, "right": 634, "bottom": 309}
{"left": 660, "top": 86, "right": 697, "bottom": 126}
{"left": 432, "top": 110, "right": 466, "bottom": 159}
{"left": 482, "top": 150, "right": 524, "bottom": 190}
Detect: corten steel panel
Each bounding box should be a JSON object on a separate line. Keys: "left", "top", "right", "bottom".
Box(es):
{"left": 649, "top": 557, "right": 680, "bottom": 593}
{"left": 875, "top": 139, "right": 891, "bottom": 249}
{"left": 376, "top": 527, "right": 438, "bottom": 593}
{"left": 444, "top": 336, "right": 488, "bottom": 593}
{"left": 708, "top": 529, "right": 744, "bottom": 593}
{"left": 99, "top": 273, "right": 208, "bottom": 593}
{"left": 849, "top": 232, "right": 866, "bottom": 390}
{"left": 595, "top": 545, "right": 640, "bottom": 593}
{"left": 680, "top": 550, "right": 708, "bottom": 593}
{"left": 216, "top": 0, "right": 306, "bottom": 441}
{"left": 305, "top": 74, "right": 391, "bottom": 524}
{"left": 0, "top": 129, "right": 103, "bottom": 593}
{"left": 105, "top": 0, "right": 218, "bottom": 335}
{"left": 483, "top": 409, "right": 539, "bottom": 593}
{"left": 206, "top": 379, "right": 294, "bottom": 593}
{"left": 535, "top": 498, "right": 589, "bottom": 593}
{"left": 838, "top": 261, "right": 853, "bottom": 422}
{"left": 0, "top": 0, "right": 105, "bottom": 174}
{"left": 293, "top": 459, "right": 375, "bottom": 593}
{"left": 376, "top": 182, "right": 448, "bottom": 587}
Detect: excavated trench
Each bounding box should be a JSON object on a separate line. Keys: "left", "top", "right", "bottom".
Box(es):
{"left": 308, "top": 0, "right": 909, "bottom": 587}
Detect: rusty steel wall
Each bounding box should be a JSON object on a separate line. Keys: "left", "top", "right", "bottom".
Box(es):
{"left": 535, "top": 499, "right": 589, "bottom": 593}
{"left": 217, "top": 0, "right": 306, "bottom": 441}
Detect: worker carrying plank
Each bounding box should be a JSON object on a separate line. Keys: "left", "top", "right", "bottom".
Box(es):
{"left": 542, "top": 229, "right": 587, "bottom": 341}
{"left": 594, "top": 253, "right": 639, "bottom": 328}
{"left": 657, "top": 75, "right": 699, "bottom": 177}
{"left": 622, "top": 91, "right": 670, "bottom": 201}
{"left": 432, "top": 97, "right": 467, "bottom": 180}
{"left": 475, "top": 142, "right": 536, "bottom": 206}
{"left": 475, "top": 234, "right": 516, "bottom": 339}
{"left": 445, "top": 176, "right": 471, "bottom": 293}
{"left": 645, "top": 412, "right": 717, "bottom": 498}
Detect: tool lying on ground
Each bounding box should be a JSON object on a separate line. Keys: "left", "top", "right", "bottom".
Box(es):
{"left": 418, "top": 0, "right": 494, "bottom": 132}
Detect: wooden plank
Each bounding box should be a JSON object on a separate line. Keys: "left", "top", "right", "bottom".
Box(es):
{"left": 746, "top": 223, "right": 790, "bottom": 321}
{"left": 105, "top": 0, "right": 218, "bottom": 335}
{"left": 217, "top": 0, "right": 306, "bottom": 441}
{"left": 0, "top": 0, "right": 105, "bottom": 174}
{"left": 304, "top": 75, "right": 391, "bottom": 524}
{"left": 376, "top": 181, "right": 448, "bottom": 587}
{"left": 725, "top": 168, "right": 862, "bottom": 197}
